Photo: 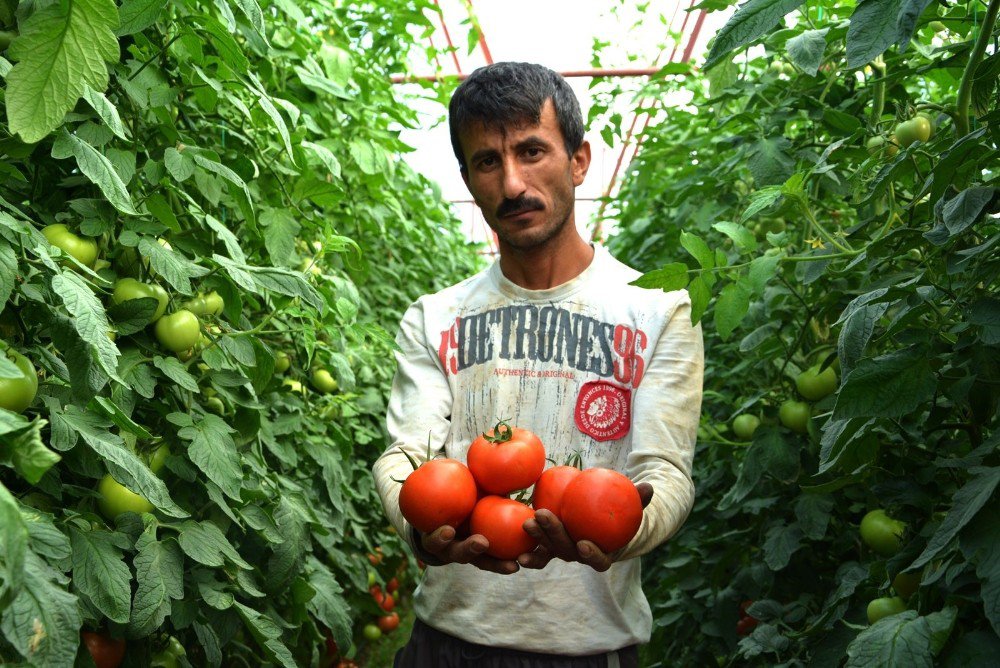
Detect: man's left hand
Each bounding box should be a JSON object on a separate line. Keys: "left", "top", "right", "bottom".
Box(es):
{"left": 518, "top": 482, "right": 653, "bottom": 572}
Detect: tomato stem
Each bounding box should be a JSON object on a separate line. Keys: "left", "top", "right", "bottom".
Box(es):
{"left": 955, "top": 0, "right": 999, "bottom": 135}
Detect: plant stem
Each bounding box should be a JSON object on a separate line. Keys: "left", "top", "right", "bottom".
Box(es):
{"left": 955, "top": 0, "right": 1000, "bottom": 135}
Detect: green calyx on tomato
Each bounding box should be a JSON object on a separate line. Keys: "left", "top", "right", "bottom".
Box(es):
{"left": 311, "top": 368, "right": 338, "bottom": 393}
{"left": 795, "top": 364, "right": 838, "bottom": 401}
{"left": 0, "top": 346, "right": 38, "bottom": 413}
{"left": 111, "top": 278, "right": 169, "bottom": 323}
{"left": 866, "top": 596, "right": 907, "bottom": 624}
{"left": 860, "top": 509, "right": 907, "bottom": 556}
{"left": 81, "top": 631, "right": 126, "bottom": 668}
{"left": 184, "top": 291, "right": 225, "bottom": 317}
{"left": 732, "top": 414, "right": 761, "bottom": 441}
{"left": 894, "top": 116, "right": 932, "bottom": 148}
{"left": 97, "top": 474, "right": 154, "bottom": 520}
{"left": 779, "top": 400, "right": 810, "bottom": 433}
{"left": 42, "top": 224, "right": 99, "bottom": 267}
{"left": 155, "top": 310, "right": 201, "bottom": 353}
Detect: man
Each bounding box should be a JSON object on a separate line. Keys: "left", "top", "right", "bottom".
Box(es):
{"left": 373, "top": 62, "right": 703, "bottom": 666}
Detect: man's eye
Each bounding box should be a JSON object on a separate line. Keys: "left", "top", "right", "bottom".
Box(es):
{"left": 525, "top": 148, "right": 541, "bottom": 158}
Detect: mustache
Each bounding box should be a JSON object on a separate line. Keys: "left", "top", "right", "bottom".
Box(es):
{"left": 496, "top": 196, "right": 544, "bottom": 218}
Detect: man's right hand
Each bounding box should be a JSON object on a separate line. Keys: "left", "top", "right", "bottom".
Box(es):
{"left": 415, "top": 525, "right": 520, "bottom": 575}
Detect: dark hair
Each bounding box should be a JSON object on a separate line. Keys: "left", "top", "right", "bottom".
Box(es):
{"left": 448, "top": 62, "right": 584, "bottom": 170}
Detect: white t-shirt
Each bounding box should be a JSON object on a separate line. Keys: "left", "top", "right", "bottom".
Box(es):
{"left": 373, "top": 245, "right": 704, "bottom": 655}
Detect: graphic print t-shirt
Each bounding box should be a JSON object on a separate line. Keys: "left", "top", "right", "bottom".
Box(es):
{"left": 373, "top": 245, "right": 704, "bottom": 655}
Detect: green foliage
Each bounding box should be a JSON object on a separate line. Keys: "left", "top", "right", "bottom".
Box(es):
{"left": 0, "top": 0, "right": 480, "bottom": 665}
{"left": 598, "top": 0, "right": 999, "bottom": 665}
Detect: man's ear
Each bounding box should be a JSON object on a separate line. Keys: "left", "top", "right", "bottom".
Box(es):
{"left": 572, "top": 140, "right": 591, "bottom": 187}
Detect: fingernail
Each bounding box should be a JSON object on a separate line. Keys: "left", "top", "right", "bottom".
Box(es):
{"left": 536, "top": 515, "right": 549, "bottom": 527}
{"left": 579, "top": 545, "right": 591, "bottom": 557}
{"left": 470, "top": 542, "right": 485, "bottom": 553}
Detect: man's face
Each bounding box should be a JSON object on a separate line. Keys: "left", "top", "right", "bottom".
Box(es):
{"left": 458, "top": 100, "right": 590, "bottom": 251}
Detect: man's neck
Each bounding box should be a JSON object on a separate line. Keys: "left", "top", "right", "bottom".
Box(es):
{"left": 497, "top": 233, "right": 595, "bottom": 291}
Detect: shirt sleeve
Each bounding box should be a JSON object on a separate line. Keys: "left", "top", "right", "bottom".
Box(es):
{"left": 614, "top": 293, "right": 703, "bottom": 561}
{"left": 372, "top": 298, "right": 454, "bottom": 552}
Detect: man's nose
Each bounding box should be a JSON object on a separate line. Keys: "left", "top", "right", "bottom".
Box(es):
{"left": 501, "top": 160, "right": 527, "bottom": 200}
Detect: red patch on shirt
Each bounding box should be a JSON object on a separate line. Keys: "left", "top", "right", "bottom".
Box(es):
{"left": 575, "top": 381, "right": 632, "bottom": 441}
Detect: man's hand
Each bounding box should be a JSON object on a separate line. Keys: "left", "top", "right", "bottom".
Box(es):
{"left": 518, "top": 482, "right": 653, "bottom": 572}
{"left": 414, "top": 525, "right": 520, "bottom": 575}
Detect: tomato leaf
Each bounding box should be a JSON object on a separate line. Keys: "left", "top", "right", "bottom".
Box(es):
{"left": 177, "top": 414, "right": 243, "bottom": 501}
{"left": 69, "top": 526, "right": 132, "bottom": 623}
{"left": 845, "top": 608, "right": 957, "bottom": 666}
{"left": 786, "top": 28, "right": 828, "bottom": 76}
{"left": 51, "top": 271, "right": 124, "bottom": 385}
{"left": 178, "top": 520, "right": 252, "bottom": 569}
{"left": 846, "top": 0, "right": 902, "bottom": 68}
{"left": 130, "top": 522, "right": 184, "bottom": 637}
{"left": 4, "top": 0, "right": 119, "bottom": 143}
{"left": 910, "top": 468, "right": 1000, "bottom": 571}
{"left": 704, "top": 0, "right": 807, "bottom": 69}
{"left": 833, "top": 346, "right": 936, "bottom": 420}
{"left": 234, "top": 601, "right": 297, "bottom": 668}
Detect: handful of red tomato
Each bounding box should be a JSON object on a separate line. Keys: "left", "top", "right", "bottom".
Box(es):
{"left": 398, "top": 421, "right": 644, "bottom": 562}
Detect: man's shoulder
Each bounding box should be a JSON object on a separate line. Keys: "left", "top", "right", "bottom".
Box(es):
{"left": 406, "top": 265, "right": 492, "bottom": 314}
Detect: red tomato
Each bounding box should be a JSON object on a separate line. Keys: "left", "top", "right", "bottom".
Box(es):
{"left": 467, "top": 423, "right": 545, "bottom": 495}
{"left": 469, "top": 496, "right": 538, "bottom": 560}
{"left": 739, "top": 600, "right": 754, "bottom": 618}
{"left": 369, "top": 585, "right": 384, "bottom": 605}
{"left": 377, "top": 612, "right": 400, "bottom": 633}
{"left": 82, "top": 631, "right": 126, "bottom": 668}
{"left": 530, "top": 465, "right": 581, "bottom": 518}
{"left": 736, "top": 616, "right": 759, "bottom": 636}
{"left": 560, "top": 468, "right": 643, "bottom": 554}
{"left": 386, "top": 577, "right": 399, "bottom": 594}
{"left": 380, "top": 593, "right": 395, "bottom": 612}
{"left": 399, "top": 459, "right": 478, "bottom": 533}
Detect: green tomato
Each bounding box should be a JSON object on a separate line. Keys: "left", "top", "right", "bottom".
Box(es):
{"left": 112, "top": 278, "right": 169, "bottom": 323}
{"left": 866, "top": 596, "right": 907, "bottom": 624}
{"left": 274, "top": 351, "right": 291, "bottom": 374}
{"left": 97, "top": 474, "right": 153, "bottom": 520}
{"left": 768, "top": 60, "right": 784, "bottom": 73}
{"left": 779, "top": 400, "right": 810, "bottom": 434}
{"left": 860, "top": 509, "right": 906, "bottom": 556}
{"left": 185, "top": 291, "right": 224, "bottom": 317}
{"left": 732, "top": 414, "right": 760, "bottom": 441}
{"left": 283, "top": 379, "right": 305, "bottom": 394}
{"left": 0, "top": 347, "right": 38, "bottom": 413}
{"left": 894, "top": 116, "right": 932, "bottom": 148}
{"left": 362, "top": 624, "right": 382, "bottom": 641}
{"left": 311, "top": 368, "right": 338, "bottom": 393}
{"left": 148, "top": 444, "right": 170, "bottom": 475}
{"left": 892, "top": 571, "right": 920, "bottom": 600}
{"left": 42, "top": 224, "right": 99, "bottom": 267}
{"left": 151, "top": 636, "right": 185, "bottom": 668}
{"left": 155, "top": 310, "right": 201, "bottom": 353}
{"left": 866, "top": 135, "right": 898, "bottom": 158}
{"left": 927, "top": 20, "right": 946, "bottom": 33}
{"left": 205, "top": 396, "right": 225, "bottom": 415}
{"left": 795, "top": 364, "right": 838, "bottom": 401}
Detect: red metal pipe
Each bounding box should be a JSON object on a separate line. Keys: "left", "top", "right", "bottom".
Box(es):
{"left": 391, "top": 67, "right": 666, "bottom": 84}
{"left": 432, "top": 0, "right": 464, "bottom": 75}
{"left": 465, "top": 0, "right": 494, "bottom": 64}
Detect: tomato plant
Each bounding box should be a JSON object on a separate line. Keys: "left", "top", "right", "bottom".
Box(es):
{"left": 468, "top": 496, "right": 538, "bottom": 560}
{"left": 377, "top": 612, "right": 400, "bottom": 634}
{"left": 559, "top": 468, "right": 643, "bottom": 554}
{"left": 0, "top": 1, "right": 482, "bottom": 664}
{"left": 398, "top": 458, "right": 479, "bottom": 534}
{"left": 466, "top": 421, "right": 546, "bottom": 494}
{"left": 530, "top": 465, "right": 581, "bottom": 518}
{"left": 0, "top": 346, "right": 38, "bottom": 413}
{"left": 594, "top": 0, "right": 998, "bottom": 663}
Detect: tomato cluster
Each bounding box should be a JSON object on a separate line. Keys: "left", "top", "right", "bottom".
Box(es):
{"left": 399, "top": 422, "right": 644, "bottom": 560}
